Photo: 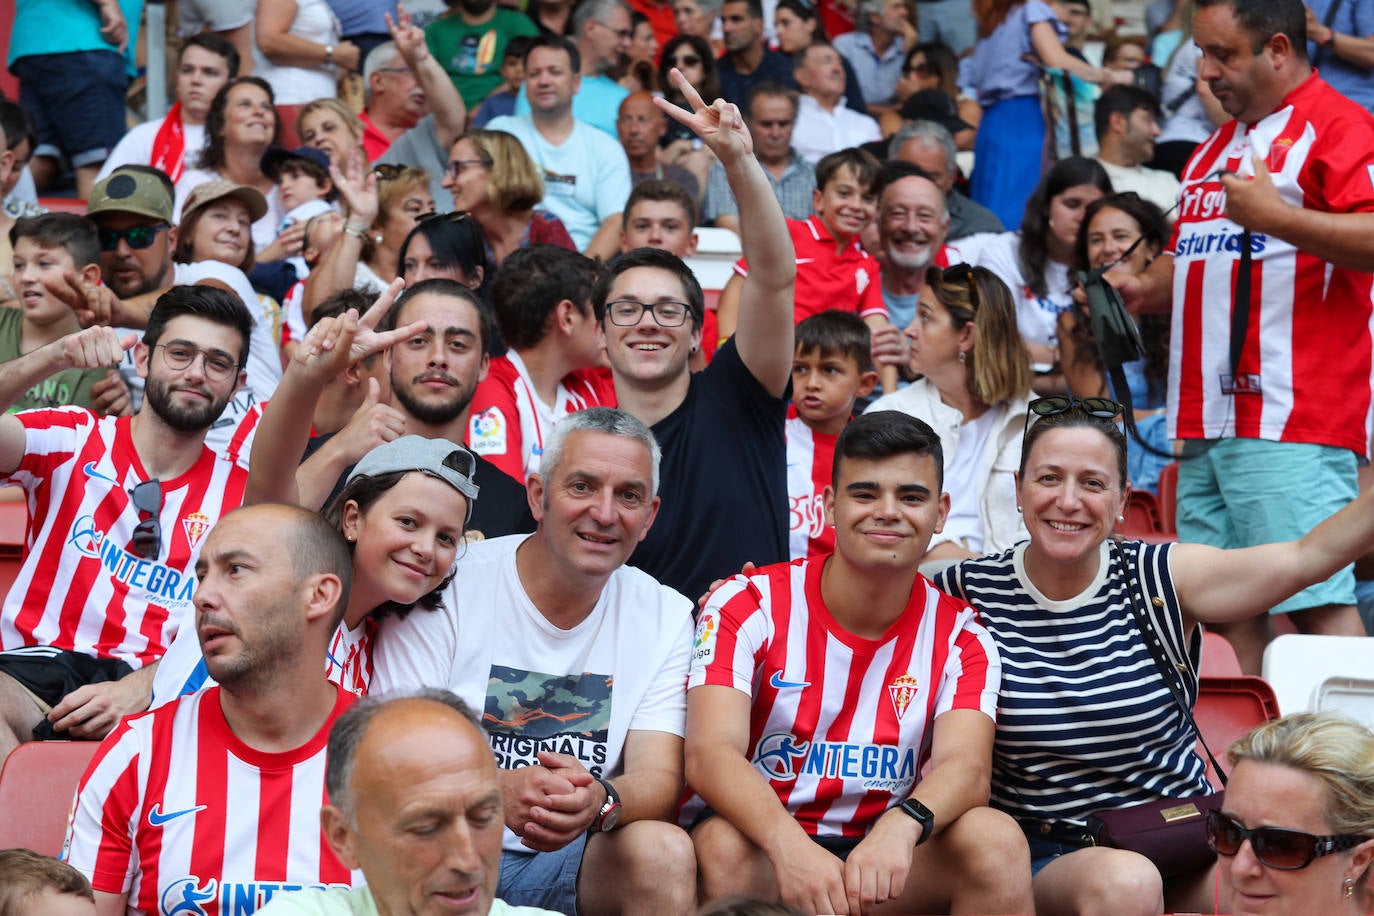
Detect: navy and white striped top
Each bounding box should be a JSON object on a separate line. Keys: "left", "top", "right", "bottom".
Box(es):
{"left": 935, "top": 540, "right": 1211, "bottom": 825}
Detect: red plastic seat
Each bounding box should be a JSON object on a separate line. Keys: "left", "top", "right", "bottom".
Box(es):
{"left": 1117, "top": 490, "right": 1163, "bottom": 537}
{"left": 1200, "top": 630, "right": 1244, "bottom": 678}
{"left": 0, "top": 741, "right": 100, "bottom": 855}
{"left": 1194, "top": 676, "right": 1280, "bottom": 789}
{"left": 36, "top": 197, "right": 89, "bottom": 216}
{"left": 1157, "top": 462, "right": 1179, "bottom": 535}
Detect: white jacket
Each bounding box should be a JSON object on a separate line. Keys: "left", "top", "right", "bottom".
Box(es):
{"left": 866, "top": 380, "right": 1030, "bottom": 554}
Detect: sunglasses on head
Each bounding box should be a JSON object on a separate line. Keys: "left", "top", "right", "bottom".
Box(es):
{"left": 940, "top": 263, "right": 981, "bottom": 312}
{"left": 1021, "top": 395, "right": 1126, "bottom": 461}
{"left": 98, "top": 223, "right": 170, "bottom": 252}
{"left": 129, "top": 479, "right": 162, "bottom": 560}
{"left": 1206, "top": 810, "right": 1372, "bottom": 870}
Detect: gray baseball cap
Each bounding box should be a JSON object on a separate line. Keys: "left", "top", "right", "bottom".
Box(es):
{"left": 348, "top": 436, "right": 481, "bottom": 523}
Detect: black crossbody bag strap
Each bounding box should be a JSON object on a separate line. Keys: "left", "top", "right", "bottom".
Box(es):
{"left": 1110, "top": 539, "right": 1229, "bottom": 786}
{"left": 1229, "top": 231, "right": 1254, "bottom": 380}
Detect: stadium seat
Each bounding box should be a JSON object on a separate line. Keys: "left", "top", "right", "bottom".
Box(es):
{"left": 1263, "top": 634, "right": 1374, "bottom": 722}
{"left": 686, "top": 226, "right": 743, "bottom": 292}
{"left": 36, "top": 197, "right": 89, "bottom": 216}
{"left": 1118, "top": 489, "right": 1163, "bottom": 537}
{"left": 0, "top": 740, "right": 99, "bottom": 855}
{"left": 1156, "top": 462, "right": 1179, "bottom": 535}
{"left": 1200, "top": 630, "right": 1243, "bottom": 678}
{"left": 1194, "top": 676, "right": 1281, "bottom": 789}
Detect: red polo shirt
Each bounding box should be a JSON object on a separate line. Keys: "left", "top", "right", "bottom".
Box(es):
{"left": 734, "top": 215, "right": 886, "bottom": 324}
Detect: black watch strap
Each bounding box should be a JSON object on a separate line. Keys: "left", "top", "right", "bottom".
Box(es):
{"left": 899, "top": 797, "right": 936, "bottom": 845}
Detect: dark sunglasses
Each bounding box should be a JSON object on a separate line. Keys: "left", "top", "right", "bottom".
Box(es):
{"left": 1206, "top": 810, "right": 1372, "bottom": 870}
{"left": 129, "top": 479, "right": 162, "bottom": 560}
{"left": 98, "top": 223, "right": 170, "bottom": 252}
{"left": 1022, "top": 396, "right": 1125, "bottom": 460}
{"left": 372, "top": 163, "right": 405, "bottom": 180}
{"left": 905, "top": 62, "right": 930, "bottom": 76}
{"left": 669, "top": 54, "right": 702, "bottom": 67}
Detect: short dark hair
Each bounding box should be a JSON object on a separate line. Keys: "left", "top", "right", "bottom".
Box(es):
{"left": 745, "top": 80, "right": 799, "bottom": 120}
{"left": 833, "top": 410, "right": 945, "bottom": 492}
{"left": 276, "top": 159, "right": 336, "bottom": 201}
{"left": 10, "top": 212, "right": 100, "bottom": 268}
{"left": 815, "top": 147, "right": 884, "bottom": 197}
{"left": 181, "top": 32, "right": 241, "bottom": 78}
{"left": 505, "top": 35, "right": 535, "bottom": 63}
{"left": 591, "top": 246, "right": 704, "bottom": 331}
{"left": 142, "top": 284, "right": 254, "bottom": 369}
{"left": 383, "top": 277, "right": 494, "bottom": 353}
{"left": 523, "top": 34, "right": 581, "bottom": 72}
{"left": 1093, "top": 84, "right": 1162, "bottom": 142}
{"left": 724, "top": 0, "right": 765, "bottom": 20}
{"left": 795, "top": 310, "right": 872, "bottom": 371}
{"left": 285, "top": 505, "right": 355, "bottom": 631}
{"left": 0, "top": 849, "right": 94, "bottom": 911}
{"left": 625, "top": 178, "right": 698, "bottom": 229}
{"left": 492, "top": 245, "right": 599, "bottom": 350}
{"left": 310, "top": 287, "right": 379, "bottom": 326}
{"left": 1197, "top": 0, "right": 1308, "bottom": 57}
{"left": 0, "top": 100, "right": 37, "bottom": 153}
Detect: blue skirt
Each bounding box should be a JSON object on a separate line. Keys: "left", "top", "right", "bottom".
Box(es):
{"left": 970, "top": 94, "right": 1045, "bottom": 231}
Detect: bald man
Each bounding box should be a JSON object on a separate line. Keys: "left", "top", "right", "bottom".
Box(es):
{"left": 616, "top": 91, "right": 701, "bottom": 202}
{"left": 64, "top": 504, "right": 361, "bottom": 915}
{"left": 258, "top": 690, "right": 560, "bottom": 916}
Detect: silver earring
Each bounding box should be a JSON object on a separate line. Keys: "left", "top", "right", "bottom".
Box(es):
{"left": 1345, "top": 877, "right": 1356, "bottom": 900}
{"left": 1117, "top": 515, "right": 1126, "bottom": 522}
{"left": 1016, "top": 506, "right": 1022, "bottom": 514}
{"left": 958, "top": 350, "right": 967, "bottom": 363}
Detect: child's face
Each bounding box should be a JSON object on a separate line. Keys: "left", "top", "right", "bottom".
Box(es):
{"left": 13, "top": 239, "right": 81, "bottom": 328}
{"left": 813, "top": 164, "right": 878, "bottom": 244}
{"left": 16, "top": 890, "right": 95, "bottom": 916}
{"left": 791, "top": 347, "right": 874, "bottom": 427}
{"left": 500, "top": 55, "right": 524, "bottom": 92}
{"left": 278, "top": 166, "right": 329, "bottom": 211}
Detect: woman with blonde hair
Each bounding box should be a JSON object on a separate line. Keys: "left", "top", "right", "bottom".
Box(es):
{"left": 1214, "top": 712, "right": 1374, "bottom": 916}
{"left": 866, "top": 263, "right": 1034, "bottom": 567}
{"left": 442, "top": 129, "right": 574, "bottom": 265}
{"left": 297, "top": 97, "right": 369, "bottom": 167}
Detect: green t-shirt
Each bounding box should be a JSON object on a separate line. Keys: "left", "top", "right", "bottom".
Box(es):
{"left": 0, "top": 308, "right": 109, "bottom": 413}
{"left": 425, "top": 8, "right": 539, "bottom": 109}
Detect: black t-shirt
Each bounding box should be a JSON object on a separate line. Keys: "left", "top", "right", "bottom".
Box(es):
{"left": 628, "top": 339, "right": 789, "bottom": 602}
{"left": 309, "top": 434, "right": 536, "bottom": 539}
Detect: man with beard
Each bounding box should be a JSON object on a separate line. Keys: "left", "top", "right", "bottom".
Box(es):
{"left": 64, "top": 503, "right": 361, "bottom": 913}
{"left": 247, "top": 277, "right": 535, "bottom": 540}
{"left": 77, "top": 166, "right": 283, "bottom": 458}
{"left": 876, "top": 162, "right": 961, "bottom": 332}
{"left": 426, "top": 0, "right": 539, "bottom": 110}
{"left": 0, "top": 286, "right": 253, "bottom": 764}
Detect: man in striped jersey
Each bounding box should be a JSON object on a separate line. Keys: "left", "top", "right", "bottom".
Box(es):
{"left": 685, "top": 411, "right": 1032, "bottom": 915}
{"left": 0, "top": 286, "right": 253, "bottom": 763}
{"left": 63, "top": 503, "right": 360, "bottom": 915}
{"left": 1114, "top": 0, "right": 1374, "bottom": 671}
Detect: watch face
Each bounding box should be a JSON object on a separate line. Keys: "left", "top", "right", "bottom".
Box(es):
{"left": 600, "top": 803, "right": 622, "bottom": 832}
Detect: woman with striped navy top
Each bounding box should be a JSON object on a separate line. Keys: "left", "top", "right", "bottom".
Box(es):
{"left": 934, "top": 399, "right": 1374, "bottom": 916}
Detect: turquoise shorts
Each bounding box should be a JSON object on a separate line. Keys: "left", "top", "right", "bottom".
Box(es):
{"left": 1176, "top": 438, "right": 1357, "bottom": 614}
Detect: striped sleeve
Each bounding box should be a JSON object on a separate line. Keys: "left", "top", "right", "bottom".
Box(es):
{"left": 64, "top": 713, "right": 152, "bottom": 893}
{"left": 688, "top": 573, "right": 774, "bottom": 693}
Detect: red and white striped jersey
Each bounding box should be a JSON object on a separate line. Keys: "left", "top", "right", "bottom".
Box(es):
{"left": 785, "top": 412, "right": 837, "bottom": 559}
{"left": 63, "top": 685, "right": 358, "bottom": 914}
{"left": 1, "top": 409, "right": 249, "bottom": 668}
{"left": 1166, "top": 74, "right": 1374, "bottom": 456}
{"left": 223, "top": 400, "right": 266, "bottom": 471}
{"left": 324, "top": 618, "right": 376, "bottom": 697}
{"left": 685, "top": 556, "right": 1000, "bottom": 837}
{"left": 467, "top": 352, "right": 615, "bottom": 483}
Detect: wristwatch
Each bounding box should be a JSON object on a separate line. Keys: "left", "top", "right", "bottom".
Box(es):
{"left": 591, "top": 777, "right": 622, "bottom": 833}
{"left": 325, "top": 44, "right": 335, "bottom": 65}
{"left": 899, "top": 797, "right": 936, "bottom": 846}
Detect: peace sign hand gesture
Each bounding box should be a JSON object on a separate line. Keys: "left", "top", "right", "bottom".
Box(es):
{"left": 654, "top": 68, "right": 754, "bottom": 165}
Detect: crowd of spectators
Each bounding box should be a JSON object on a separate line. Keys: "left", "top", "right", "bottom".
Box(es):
{"left": 2, "top": 0, "right": 1374, "bottom": 911}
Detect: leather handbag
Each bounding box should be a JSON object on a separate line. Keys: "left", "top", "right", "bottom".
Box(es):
{"left": 1083, "top": 540, "right": 1227, "bottom": 877}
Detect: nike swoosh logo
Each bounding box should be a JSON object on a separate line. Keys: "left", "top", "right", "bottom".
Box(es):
{"left": 148, "top": 803, "right": 207, "bottom": 826}
{"left": 82, "top": 461, "right": 117, "bottom": 484}
{"left": 795, "top": 258, "right": 815, "bottom": 265}
{"left": 769, "top": 671, "right": 810, "bottom": 690}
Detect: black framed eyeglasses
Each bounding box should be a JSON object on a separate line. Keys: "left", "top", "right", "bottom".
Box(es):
{"left": 445, "top": 158, "right": 491, "bottom": 181}
{"left": 129, "top": 479, "right": 162, "bottom": 560}
{"left": 605, "top": 298, "right": 691, "bottom": 327}
{"left": 1206, "top": 810, "right": 1372, "bottom": 870}
{"left": 97, "top": 223, "right": 170, "bottom": 252}
{"left": 155, "top": 344, "right": 240, "bottom": 382}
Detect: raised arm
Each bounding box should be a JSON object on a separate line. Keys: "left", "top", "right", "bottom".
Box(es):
{"left": 302, "top": 153, "right": 378, "bottom": 317}
{"left": 1171, "top": 482, "right": 1374, "bottom": 624}
{"left": 387, "top": 3, "right": 467, "bottom": 152}
{"left": 0, "top": 327, "right": 136, "bottom": 475}
{"left": 656, "top": 71, "right": 796, "bottom": 396}
{"left": 245, "top": 279, "right": 421, "bottom": 506}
